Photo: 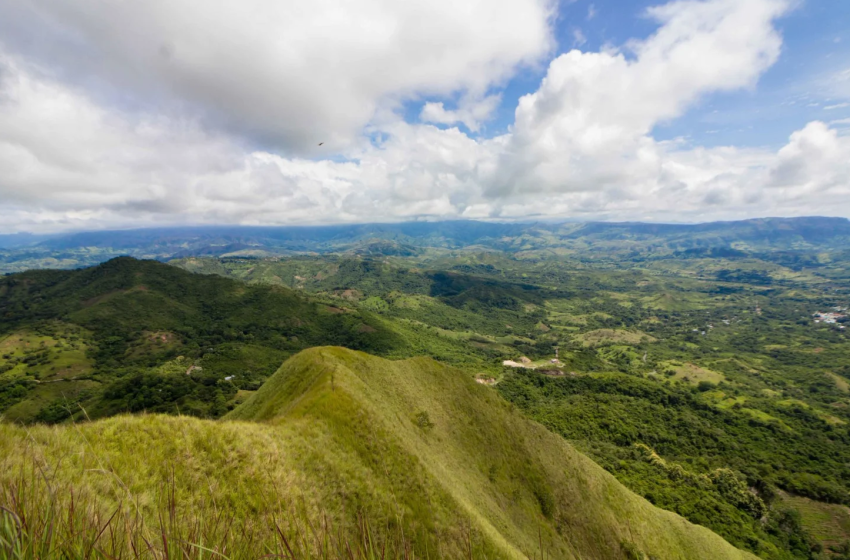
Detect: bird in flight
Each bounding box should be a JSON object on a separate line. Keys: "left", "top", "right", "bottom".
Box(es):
{"left": 318, "top": 142, "right": 324, "bottom": 146}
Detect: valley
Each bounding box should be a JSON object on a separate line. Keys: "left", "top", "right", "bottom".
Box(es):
{"left": 2, "top": 217, "right": 850, "bottom": 558}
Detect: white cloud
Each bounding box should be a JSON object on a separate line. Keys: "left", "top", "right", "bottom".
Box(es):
{"left": 825, "top": 68, "right": 850, "bottom": 100}
{"left": 419, "top": 94, "right": 502, "bottom": 132}
{"left": 0, "top": 56, "right": 496, "bottom": 230}
{"left": 766, "top": 121, "right": 850, "bottom": 192}
{"left": 488, "top": 0, "right": 789, "bottom": 197}
{"left": 0, "top": 0, "right": 555, "bottom": 153}
{"left": 0, "top": 56, "right": 242, "bottom": 225}
{"left": 2, "top": 0, "right": 850, "bottom": 234}
{"left": 572, "top": 28, "right": 588, "bottom": 47}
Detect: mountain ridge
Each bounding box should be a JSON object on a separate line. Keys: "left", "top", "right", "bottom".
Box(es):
{"left": 0, "top": 346, "right": 759, "bottom": 558}
{"left": 3, "top": 216, "right": 850, "bottom": 273}
{"left": 230, "top": 346, "right": 758, "bottom": 559}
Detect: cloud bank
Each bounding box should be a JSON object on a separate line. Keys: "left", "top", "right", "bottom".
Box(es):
{"left": 1, "top": 0, "right": 849, "bottom": 233}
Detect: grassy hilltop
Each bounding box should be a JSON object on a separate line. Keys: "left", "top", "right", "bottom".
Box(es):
{"left": 0, "top": 347, "right": 755, "bottom": 559}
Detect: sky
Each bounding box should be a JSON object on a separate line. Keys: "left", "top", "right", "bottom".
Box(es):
{"left": 1, "top": 0, "right": 849, "bottom": 233}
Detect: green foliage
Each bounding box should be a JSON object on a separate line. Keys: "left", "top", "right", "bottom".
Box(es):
{"left": 414, "top": 410, "right": 433, "bottom": 429}
{"left": 698, "top": 380, "right": 717, "bottom": 392}
{"left": 101, "top": 368, "right": 232, "bottom": 416}
{"left": 0, "top": 378, "right": 34, "bottom": 410}
{"left": 497, "top": 368, "right": 844, "bottom": 557}
{"left": 0, "top": 257, "right": 406, "bottom": 421}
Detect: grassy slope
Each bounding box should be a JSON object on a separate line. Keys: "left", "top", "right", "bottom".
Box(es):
{"left": 231, "top": 347, "right": 754, "bottom": 559}
{"left": 0, "top": 347, "right": 755, "bottom": 559}
{"left": 780, "top": 493, "right": 850, "bottom": 549}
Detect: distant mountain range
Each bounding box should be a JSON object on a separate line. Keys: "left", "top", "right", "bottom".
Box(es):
{"left": 2, "top": 216, "right": 850, "bottom": 272}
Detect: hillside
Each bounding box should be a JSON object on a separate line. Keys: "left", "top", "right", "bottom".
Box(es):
{"left": 173, "top": 251, "right": 850, "bottom": 557}
{"left": 0, "top": 257, "right": 402, "bottom": 422}
{"left": 0, "top": 347, "right": 755, "bottom": 559}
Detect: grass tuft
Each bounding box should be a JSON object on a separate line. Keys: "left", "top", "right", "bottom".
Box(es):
{"left": 0, "top": 460, "right": 420, "bottom": 560}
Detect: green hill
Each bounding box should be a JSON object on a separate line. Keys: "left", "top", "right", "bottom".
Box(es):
{"left": 1, "top": 347, "right": 755, "bottom": 559}
{"left": 0, "top": 257, "right": 403, "bottom": 422}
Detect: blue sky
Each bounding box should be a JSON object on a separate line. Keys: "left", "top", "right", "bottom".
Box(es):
{"left": 648, "top": 0, "right": 850, "bottom": 148}
{"left": 409, "top": 0, "right": 850, "bottom": 150}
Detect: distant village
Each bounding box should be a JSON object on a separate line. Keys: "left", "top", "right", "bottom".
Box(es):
{"left": 813, "top": 307, "right": 847, "bottom": 329}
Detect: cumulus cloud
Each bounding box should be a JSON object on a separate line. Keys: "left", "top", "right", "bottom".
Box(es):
{"left": 1, "top": 0, "right": 850, "bottom": 233}
{"left": 0, "top": 56, "right": 492, "bottom": 229}
{"left": 0, "top": 0, "right": 554, "bottom": 152}
{"left": 766, "top": 122, "right": 850, "bottom": 192}
{"left": 490, "top": 0, "right": 789, "bottom": 197}
{"left": 419, "top": 95, "right": 502, "bottom": 132}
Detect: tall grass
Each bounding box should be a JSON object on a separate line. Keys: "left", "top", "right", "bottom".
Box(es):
{"left": 0, "top": 347, "right": 760, "bottom": 560}
{"left": 0, "top": 458, "right": 424, "bottom": 560}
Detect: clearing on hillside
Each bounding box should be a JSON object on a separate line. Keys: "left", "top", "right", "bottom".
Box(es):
{"left": 576, "top": 328, "right": 656, "bottom": 347}
{"left": 663, "top": 361, "right": 725, "bottom": 385}
{"left": 780, "top": 493, "right": 850, "bottom": 550}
